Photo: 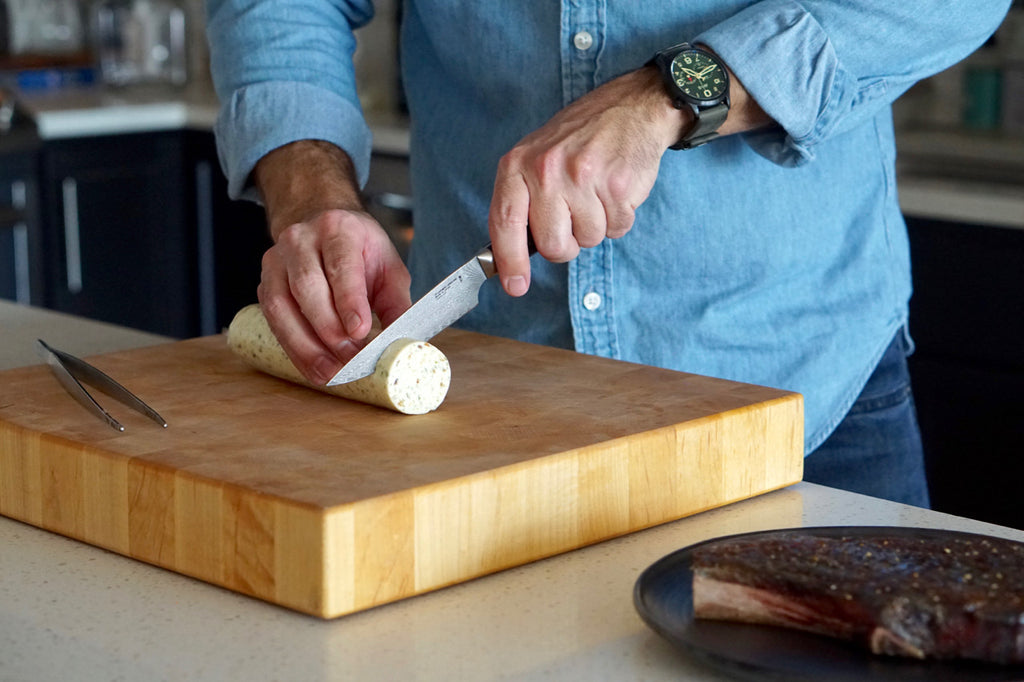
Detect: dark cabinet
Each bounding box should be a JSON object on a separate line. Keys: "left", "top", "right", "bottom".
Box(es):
{"left": 36, "top": 130, "right": 269, "bottom": 338}
{"left": 0, "top": 133, "right": 43, "bottom": 306}
{"left": 906, "top": 217, "right": 1024, "bottom": 529}
{"left": 39, "top": 131, "right": 195, "bottom": 337}
{"left": 184, "top": 130, "right": 271, "bottom": 334}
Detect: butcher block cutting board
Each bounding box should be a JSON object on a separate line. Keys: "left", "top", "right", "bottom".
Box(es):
{"left": 0, "top": 329, "right": 803, "bottom": 618}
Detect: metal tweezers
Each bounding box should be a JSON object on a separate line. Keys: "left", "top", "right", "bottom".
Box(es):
{"left": 37, "top": 339, "right": 168, "bottom": 432}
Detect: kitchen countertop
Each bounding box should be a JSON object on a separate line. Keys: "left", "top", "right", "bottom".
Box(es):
{"left": 13, "top": 83, "right": 221, "bottom": 139}
{"left": 0, "top": 299, "right": 169, "bottom": 368}
{"left": 11, "top": 83, "right": 412, "bottom": 153}
{"left": 3, "top": 301, "right": 1023, "bottom": 681}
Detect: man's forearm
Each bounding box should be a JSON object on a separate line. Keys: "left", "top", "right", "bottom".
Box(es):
{"left": 253, "top": 140, "right": 365, "bottom": 240}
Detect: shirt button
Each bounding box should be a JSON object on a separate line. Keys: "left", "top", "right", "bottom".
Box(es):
{"left": 573, "top": 30, "right": 594, "bottom": 51}
{"left": 583, "top": 292, "right": 602, "bottom": 311}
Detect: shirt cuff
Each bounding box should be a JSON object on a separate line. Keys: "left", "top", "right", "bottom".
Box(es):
{"left": 213, "top": 80, "right": 373, "bottom": 202}
{"left": 696, "top": 0, "right": 861, "bottom": 167}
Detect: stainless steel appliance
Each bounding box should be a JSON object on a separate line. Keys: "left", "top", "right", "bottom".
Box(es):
{"left": 90, "top": 0, "right": 186, "bottom": 86}
{"left": 4, "top": 0, "right": 86, "bottom": 57}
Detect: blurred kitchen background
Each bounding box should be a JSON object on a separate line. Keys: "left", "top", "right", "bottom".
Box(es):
{"left": 0, "top": 1, "right": 1021, "bottom": 528}
{"left": 1, "top": 0, "right": 199, "bottom": 89}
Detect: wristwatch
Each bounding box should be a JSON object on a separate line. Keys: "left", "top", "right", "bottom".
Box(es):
{"left": 650, "top": 43, "right": 730, "bottom": 149}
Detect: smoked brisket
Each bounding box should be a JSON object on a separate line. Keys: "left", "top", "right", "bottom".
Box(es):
{"left": 691, "top": 530, "right": 1024, "bottom": 664}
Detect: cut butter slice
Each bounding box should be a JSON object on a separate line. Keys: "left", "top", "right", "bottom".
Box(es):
{"left": 226, "top": 304, "right": 451, "bottom": 414}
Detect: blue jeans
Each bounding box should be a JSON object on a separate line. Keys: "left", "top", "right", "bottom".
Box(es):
{"left": 803, "top": 330, "right": 931, "bottom": 508}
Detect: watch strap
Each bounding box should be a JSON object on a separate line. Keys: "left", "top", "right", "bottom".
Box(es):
{"left": 674, "top": 101, "right": 729, "bottom": 150}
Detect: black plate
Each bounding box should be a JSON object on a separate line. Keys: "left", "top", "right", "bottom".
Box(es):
{"left": 634, "top": 526, "right": 1024, "bottom": 682}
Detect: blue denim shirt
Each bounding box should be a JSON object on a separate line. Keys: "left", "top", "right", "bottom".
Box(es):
{"left": 207, "top": 0, "right": 1008, "bottom": 452}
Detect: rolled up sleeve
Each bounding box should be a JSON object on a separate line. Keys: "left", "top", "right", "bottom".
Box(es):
{"left": 696, "top": 0, "right": 1011, "bottom": 166}
{"left": 206, "top": 0, "right": 375, "bottom": 200}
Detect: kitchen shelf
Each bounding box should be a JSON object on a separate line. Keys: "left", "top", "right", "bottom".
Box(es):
{"left": 896, "top": 127, "right": 1024, "bottom": 231}
{"left": 896, "top": 127, "right": 1024, "bottom": 184}
{"left": 898, "top": 176, "right": 1024, "bottom": 230}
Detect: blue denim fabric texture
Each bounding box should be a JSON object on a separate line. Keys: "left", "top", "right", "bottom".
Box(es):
{"left": 804, "top": 329, "right": 930, "bottom": 507}
{"left": 206, "top": 0, "right": 1010, "bottom": 455}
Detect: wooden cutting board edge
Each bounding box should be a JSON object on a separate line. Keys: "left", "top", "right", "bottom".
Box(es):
{"left": 1, "top": 389, "right": 803, "bottom": 618}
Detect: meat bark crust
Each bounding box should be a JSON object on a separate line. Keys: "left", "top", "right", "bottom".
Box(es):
{"left": 690, "top": 530, "right": 1024, "bottom": 665}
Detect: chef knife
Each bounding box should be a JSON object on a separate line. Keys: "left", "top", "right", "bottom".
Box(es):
{"left": 327, "top": 240, "right": 535, "bottom": 386}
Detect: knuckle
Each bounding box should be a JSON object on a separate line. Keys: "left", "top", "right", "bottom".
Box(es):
{"left": 556, "top": 242, "right": 581, "bottom": 263}
{"left": 321, "top": 208, "right": 370, "bottom": 234}
{"left": 537, "top": 233, "right": 579, "bottom": 263}
{"left": 288, "top": 267, "right": 325, "bottom": 298}
{"left": 606, "top": 224, "right": 629, "bottom": 240}
{"left": 568, "top": 150, "right": 600, "bottom": 186}
{"left": 321, "top": 250, "right": 352, "bottom": 280}
{"left": 491, "top": 201, "right": 527, "bottom": 232}
{"left": 574, "top": 228, "right": 603, "bottom": 249}
{"left": 605, "top": 168, "right": 635, "bottom": 203}
{"left": 260, "top": 246, "right": 279, "bottom": 271}
{"left": 531, "top": 149, "right": 565, "bottom": 187}
{"left": 257, "top": 290, "right": 288, "bottom": 321}
{"left": 499, "top": 146, "right": 527, "bottom": 173}
{"left": 606, "top": 205, "right": 636, "bottom": 239}
{"left": 274, "top": 222, "right": 307, "bottom": 248}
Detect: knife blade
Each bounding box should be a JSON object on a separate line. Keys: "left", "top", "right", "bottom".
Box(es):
{"left": 327, "top": 240, "right": 532, "bottom": 386}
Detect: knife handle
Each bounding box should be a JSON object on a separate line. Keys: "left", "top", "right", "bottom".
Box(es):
{"left": 476, "top": 234, "right": 538, "bottom": 278}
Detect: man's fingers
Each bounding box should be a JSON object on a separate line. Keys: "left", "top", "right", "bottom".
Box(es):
{"left": 322, "top": 225, "right": 374, "bottom": 342}
{"left": 258, "top": 267, "right": 343, "bottom": 385}
{"left": 275, "top": 222, "right": 351, "bottom": 355}
{"left": 485, "top": 68, "right": 677, "bottom": 280}
{"left": 370, "top": 255, "right": 413, "bottom": 328}
{"left": 489, "top": 168, "right": 533, "bottom": 297}
{"left": 256, "top": 210, "right": 414, "bottom": 383}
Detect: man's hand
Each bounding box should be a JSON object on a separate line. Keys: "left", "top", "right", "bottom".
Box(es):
{"left": 257, "top": 209, "right": 410, "bottom": 385}
{"left": 488, "top": 66, "right": 682, "bottom": 297}
{"left": 254, "top": 140, "right": 411, "bottom": 385}
{"left": 488, "top": 52, "right": 769, "bottom": 297}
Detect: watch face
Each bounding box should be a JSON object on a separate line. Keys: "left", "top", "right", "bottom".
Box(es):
{"left": 670, "top": 50, "right": 727, "bottom": 103}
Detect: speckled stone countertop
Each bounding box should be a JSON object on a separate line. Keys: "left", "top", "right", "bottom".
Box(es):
{"left": 2, "top": 302, "right": 1022, "bottom": 681}
{"left": 0, "top": 300, "right": 170, "bottom": 368}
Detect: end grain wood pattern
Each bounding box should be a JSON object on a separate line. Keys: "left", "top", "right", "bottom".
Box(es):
{"left": 0, "top": 330, "right": 803, "bottom": 618}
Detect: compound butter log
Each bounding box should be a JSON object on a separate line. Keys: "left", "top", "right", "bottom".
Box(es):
{"left": 226, "top": 304, "right": 451, "bottom": 414}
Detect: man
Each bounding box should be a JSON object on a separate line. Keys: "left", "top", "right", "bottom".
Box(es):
{"left": 206, "top": 1, "right": 1009, "bottom": 505}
